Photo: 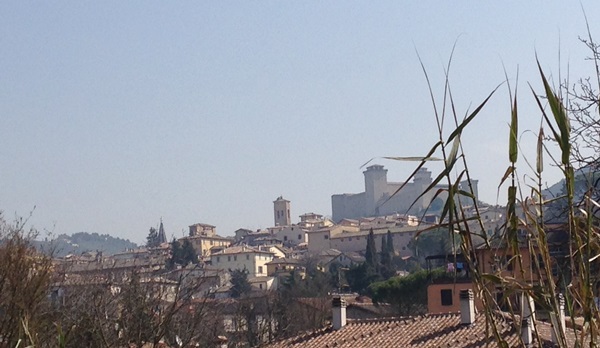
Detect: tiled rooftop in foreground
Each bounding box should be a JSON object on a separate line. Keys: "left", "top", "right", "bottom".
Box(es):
{"left": 263, "top": 310, "right": 575, "bottom": 347}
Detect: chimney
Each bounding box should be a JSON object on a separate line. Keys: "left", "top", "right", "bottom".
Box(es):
{"left": 551, "top": 293, "right": 566, "bottom": 344}
{"left": 459, "top": 289, "right": 475, "bottom": 325}
{"left": 521, "top": 318, "right": 532, "bottom": 346}
{"left": 332, "top": 297, "right": 347, "bottom": 330}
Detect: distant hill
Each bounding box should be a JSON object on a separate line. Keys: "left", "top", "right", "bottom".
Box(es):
{"left": 542, "top": 165, "right": 600, "bottom": 223}
{"left": 35, "top": 232, "right": 138, "bottom": 257}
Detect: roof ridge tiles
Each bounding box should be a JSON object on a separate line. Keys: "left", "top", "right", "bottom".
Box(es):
{"left": 346, "top": 315, "right": 417, "bottom": 325}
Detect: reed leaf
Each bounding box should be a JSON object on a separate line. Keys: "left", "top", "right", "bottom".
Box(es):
{"left": 509, "top": 93, "right": 518, "bottom": 163}
{"left": 481, "top": 274, "right": 504, "bottom": 284}
{"left": 401, "top": 163, "right": 461, "bottom": 214}
{"left": 375, "top": 141, "right": 444, "bottom": 209}
{"left": 531, "top": 87, "right": 561, "bottom": 152}
{"left": 445, "top": 88, "right": 498, "bottom": 144}
{"left": 536, "top": 127, "right": 544, "bottom": 175}
{"left": 447, "top": 134, "right": 461, "bottom": 167}
{"left": 507, "top": 186, "right": 518, "bottom": 234}
{"left": 360, "top": 155, "right": 442, "bottom": 169}
{"left": 498, "top": 166, "right": 515, "bottom": 189}
{"left": 457, "top": 189, "right": 475, "bottom": 200}
{"left": 536, "top": 61, "right": 571, "bottom": 166}
{"left": 382, "top": 156, "right": 442, "bottom": 162}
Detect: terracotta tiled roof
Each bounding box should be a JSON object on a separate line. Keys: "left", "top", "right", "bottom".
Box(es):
{"left": 266, "top": 257, "right": 300, "bottom": 265}
{"left": 262, "top": 312, "right": 569, "bottom": 347}
{"left": 212, "top": 245, "right": 273, "bottom": 255}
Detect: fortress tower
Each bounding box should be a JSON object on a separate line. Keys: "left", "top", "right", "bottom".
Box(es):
{"left": 364, "top": 165, "right": 388, "bottom": 216}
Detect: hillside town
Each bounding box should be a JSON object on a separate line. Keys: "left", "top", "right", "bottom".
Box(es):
{"left": 6, "top": 1, "right": 600, "bottom": 347}
{"left": 37, "top": 164, "right": 581, "bottom": 347}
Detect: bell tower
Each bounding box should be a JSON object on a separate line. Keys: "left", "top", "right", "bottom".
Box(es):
{"left": 273, "top": 196, "right": 291, "bottom": 226}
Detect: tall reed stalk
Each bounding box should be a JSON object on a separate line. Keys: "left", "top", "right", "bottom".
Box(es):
{"left": 381, "top": 47, "right": 600, "bottom": 346}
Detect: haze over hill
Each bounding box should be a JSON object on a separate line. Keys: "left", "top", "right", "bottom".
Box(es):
{"left": 35, "top": 232, "right": 138, "bottom": 257}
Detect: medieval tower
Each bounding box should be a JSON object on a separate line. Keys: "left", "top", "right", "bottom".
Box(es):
{"left": 273, "top": 196, "right": 291, "bottom": 226}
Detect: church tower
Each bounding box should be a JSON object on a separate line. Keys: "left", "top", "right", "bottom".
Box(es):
{"left": 157, "top": 218, "right": 167, "bottom": 244}
{"left": 273, "top": 196, "right": 291, "bottom": 226}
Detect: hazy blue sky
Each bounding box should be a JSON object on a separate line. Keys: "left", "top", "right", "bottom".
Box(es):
{"left": 1, "top": 2, "right": 599, "bottom": 244}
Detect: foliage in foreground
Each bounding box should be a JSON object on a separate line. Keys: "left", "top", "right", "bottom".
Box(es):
{"left": 369, "top": 268, "right": 446, "bottom": 316}
{"left": 382, "top": 30, "right": 600, "bottom": 346}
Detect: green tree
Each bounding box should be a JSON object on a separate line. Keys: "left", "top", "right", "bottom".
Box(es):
{"left": 379, "top": 232, "right": 394, "bottom": 279}
{"left": 146, "top": 227, "right": 160, "bottom": 248}
{"left": 345, "top": 262, "right": 380, "bottom": 294}
{"left": 180, "top": 239, "right": 198, "bottom": 265}
{"left": 408, "top": 228, "right": 455, "bottom": 266}
{"left": 230, "top": 268, "right": 252, "bottom": 298}
{"left": 168, "top": 238, "right": 197, "bottom": 268}
{"left": 369, "top": 268, "right": 445, "bottom": 316}
{"left": 365, "top": 228, "right": 378, "bottom": 267}
{"left": 167, "top": 238, "right": 181, "bottom": 269}
{"left": 386, "top": 230, "right": 395, "bottom": 255}
{"left": 380, "top": 234, "right": 388, "bottom": 262}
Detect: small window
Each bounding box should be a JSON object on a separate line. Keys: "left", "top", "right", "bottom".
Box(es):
{"left": 324, "top": 235, "right": 329, "bottom": 240}
{"left": 298, "top": 234, "right": 301, "bottom": 240}
{"left": 441, "top": 289, "right": 453, "bottom": 306}
{"left": 217, "top": 256, "right": 220, "bottom": 263}
{"left": 284, "top": 236, "right": 288, "bottom": 241}
{"left": 259, "top": 284, "right": 263, "bottom": 289}
{"left": 341, "top": 238, "right": 345, "bottom": 242}
{"left": 246, "top": 255, "right": 249, "bottom": 260}
{"left": 258, "top": 266, "right": 263, "bottom": 274}
{"left": 234, "top": 256, "right": 237, "bottom": 261}
{"left": 228, "top": 256, "right": 231, "bottom": 262}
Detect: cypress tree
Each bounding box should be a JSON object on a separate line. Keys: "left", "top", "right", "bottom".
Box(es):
{"left": 230, "top": 268, "right": 252, "bottom": 298}
{"left": 387, "top": 230, "right": 395, "bottom": 255}
{"left": 380, "top": 233, "right": 391, "bottom": 269}
{"left": 146, "top": 227, "right": 159, "bottom": 248}
{"left": 365, "top": 228, "right": 378, "bottom": 267}
{"left": 167, "top": 238, "right": 181, "bottom": 269}
{"left": 181, "top": 239, "right": 198, "bottom": 265}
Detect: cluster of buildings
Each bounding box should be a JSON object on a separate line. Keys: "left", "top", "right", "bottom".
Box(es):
{"left": 53, "top": 164, "right": 507, "bottom": 301}
{"left": 55, "top": 164, "right": 495, "bottom": 291}
{"left": 53, "top": 164, "right": 580, "bottom": 347}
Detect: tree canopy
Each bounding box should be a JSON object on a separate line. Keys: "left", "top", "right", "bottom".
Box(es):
{"left": 167, "top": 238, "right": 198, "bottom": 268}
{"left": 230, "top": 268, "right": 252, "bottom": 298}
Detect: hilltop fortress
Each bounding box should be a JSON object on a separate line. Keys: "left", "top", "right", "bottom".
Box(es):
{"left": 331, "top": 165, "right": 479, "bottom": 222}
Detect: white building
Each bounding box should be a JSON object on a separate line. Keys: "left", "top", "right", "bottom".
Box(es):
{"left": 274, "top": 225, "right": 307, "bottom": 246}
{"left": 306, "top": 225, "right": 359, "bottom": 254}
{"left": 297, "top": 212, "right": 334, "bottom": 229}
{"left": 329, "top": 225, "right": 417, "bottom": 257}
{"left": 210, "top": 245, "right": 275, "bottom": 277}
